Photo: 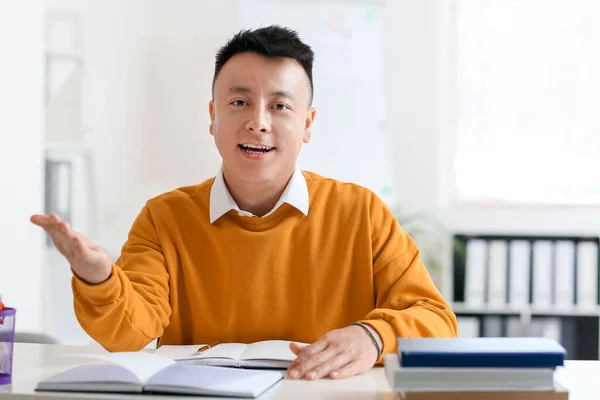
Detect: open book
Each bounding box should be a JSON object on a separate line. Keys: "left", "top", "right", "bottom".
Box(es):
{"left": 35, "top": 352, "right": 283, "bottom": 398}
{"left": 155, "top": 340, "right": 306, "bottom": 369}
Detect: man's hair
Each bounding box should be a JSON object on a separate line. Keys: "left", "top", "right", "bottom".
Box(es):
{"left": 212, "top": 25, "right": 315, "bottom": 104}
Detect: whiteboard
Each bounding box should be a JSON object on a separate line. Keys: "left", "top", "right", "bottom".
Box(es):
{"left": 237, "top": 0, "right": 395, "bottom": 206}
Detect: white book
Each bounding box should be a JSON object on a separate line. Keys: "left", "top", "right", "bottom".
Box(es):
{"left": 155, "top": 340, "right": 305, "bottom": 369}
{"left": 487, "top": 240, "right": 508, "bottom": 306}
{"left": 464, "top": 239, "right": 487, "bottom": 306}
{"left": 35, "top": 352, "right": 283, "bottom": 398}
{"left": 508, "top": 240, "right": 531, "bottom": 308}
{"left": 532, "top": 240, "right": 553, "bottom": 309}
{"left": 554, "top": 241, "right": 575, "bottom": 309}
{"left": 576, "top": 241, "right": 599, "bottom": 310}
{"left": 384, "top": 354, "right": 555, "bottom": 392}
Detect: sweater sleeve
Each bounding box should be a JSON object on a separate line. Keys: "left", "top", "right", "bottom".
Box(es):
{"left": 71, "top": 204, "right": 171, "bottom": 352}
{"left": 359, "top": 196, "right": 458, "bottom": 364}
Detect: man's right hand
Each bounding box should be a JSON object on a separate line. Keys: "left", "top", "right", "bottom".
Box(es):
{"left": 31, "top": 213, "right": 113, "bottom": 284}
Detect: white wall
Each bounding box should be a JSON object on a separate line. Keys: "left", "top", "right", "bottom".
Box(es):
{"left": 81, "top": 0, "right": 150, "bottom": 242}
{"left": 144, "top": 0, "right": 231, "bottom": 188}
{"left": 88, "top": 0, "right": 240, "bottom": 256}
{"left": 391, "top": 1, "right": 600, "bottom": 237}
{"left": 0, "top": 0, "right": 45, "bottom": 332}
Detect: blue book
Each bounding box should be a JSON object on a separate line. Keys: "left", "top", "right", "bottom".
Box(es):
{"left": 397, "top": 337, "right": 566, "bottom": 369}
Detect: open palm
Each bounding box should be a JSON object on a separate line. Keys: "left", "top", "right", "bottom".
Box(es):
{"left": 30, "top": 213, "right": 112, "bottom": 284}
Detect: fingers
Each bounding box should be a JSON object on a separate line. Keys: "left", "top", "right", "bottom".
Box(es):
{"left": 30, "top": 214, "right": 56, "bottom": 227}
{"left": 288, "top": 339, "right": 327, "bottom": 372}
{"left": 330, "top": 361, "right": 360, "bottom": 379}
{"left": 31, "top": 214, "right": 73, "bottom": 235}
{"left": 31, "top": 214, "right": 82, "bottom": 256}
{"left": 287, "top": 338, "right": 334, "bottom": 380}
{"left": 289, "top": 342, "right": 307, "bottom": 356}
{"left": 31, "top": 213, "right": 65, "bottom": 231}
{"left": 306, "top": 350, "right": 352, "bottom": 380}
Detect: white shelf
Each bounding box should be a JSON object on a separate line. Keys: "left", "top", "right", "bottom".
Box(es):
{"left": 452, "top": 302, "right": 600, "bottom": 318}
{"left": 452, "top": 303, "right": 521, "bottom": 315}
{"left": 530, "top": 307, "right": 600, "bottom": 318}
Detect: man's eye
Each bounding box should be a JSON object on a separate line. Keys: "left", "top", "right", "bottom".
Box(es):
{"left": 232, "top": 100, "right": 246, "bottom": 106}
{"left": 274, "top": 103, "right": 288, "bottom": 110}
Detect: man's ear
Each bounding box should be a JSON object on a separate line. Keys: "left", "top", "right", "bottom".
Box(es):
{"left": 303, "top": 107, "right": 316, "bottom": 143}
{"left": 209, "top": 100, "right": 215, "bottom": 136}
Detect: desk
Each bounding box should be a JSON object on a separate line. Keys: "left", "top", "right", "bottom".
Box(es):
{"left": 1, "top": 344, "right": 600, "bottom": 400}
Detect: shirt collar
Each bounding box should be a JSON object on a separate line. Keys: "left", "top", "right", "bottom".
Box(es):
{"left": 209, "top": 166, "right": 309, "bottom": 224}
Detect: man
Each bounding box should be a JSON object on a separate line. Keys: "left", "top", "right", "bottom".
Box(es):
{"left": 31, "top": 25, "right": 457, "bottom": 380}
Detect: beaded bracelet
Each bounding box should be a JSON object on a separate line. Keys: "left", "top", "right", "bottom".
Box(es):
{"left": 351, "top": 322, "right": 382, "bottom": 360}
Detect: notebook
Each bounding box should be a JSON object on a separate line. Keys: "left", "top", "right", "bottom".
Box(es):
{"left": 35, "top": 352, "right": 283, "bottom": 398}
{"left": 397, "top": 337, "right": 566, "bottom": 368}
{"left": 155, "top": 339, "right": 306, "bottom": 369}
{"left": 384, "top": 353, "right": 557, "bottom": 393}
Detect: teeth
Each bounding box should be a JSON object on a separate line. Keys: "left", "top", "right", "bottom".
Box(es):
{"left": 241, "top": 144, "right": 272, "bottom": 151}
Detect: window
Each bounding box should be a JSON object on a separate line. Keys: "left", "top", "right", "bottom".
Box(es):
{"left": 452, "top": 0, "right": 600, "bottom": 205}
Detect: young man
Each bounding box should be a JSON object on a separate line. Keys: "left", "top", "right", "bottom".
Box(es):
{"left": 31, "top": 26, "right": 457, "bottom": 380}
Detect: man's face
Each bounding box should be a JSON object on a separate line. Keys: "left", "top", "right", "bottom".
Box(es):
{"left": 209, "top": 52, "right": 316, "bottom": 184}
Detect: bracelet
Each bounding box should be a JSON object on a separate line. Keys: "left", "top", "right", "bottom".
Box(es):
{"left": 351, "top": 322, "right": 382, "bottom": 360}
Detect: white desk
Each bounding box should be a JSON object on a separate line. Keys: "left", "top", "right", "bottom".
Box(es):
{"left": 1, "top": 343, "right": 600, "bottom": 399}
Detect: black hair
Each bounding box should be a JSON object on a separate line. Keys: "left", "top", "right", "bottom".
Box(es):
{"left": 212, "top": 25, "right": 315, "bottom": 104}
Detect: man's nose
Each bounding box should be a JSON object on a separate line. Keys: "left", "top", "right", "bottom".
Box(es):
{"left": 246, "top": 107, "right": 271, "bottom": 133}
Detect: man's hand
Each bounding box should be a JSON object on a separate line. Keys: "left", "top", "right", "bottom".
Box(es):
{"left": 31, "top": 213, "right": 113, "bottom": 284}
{"left": 287, "top": 325, "right": 378, "bottom": 380}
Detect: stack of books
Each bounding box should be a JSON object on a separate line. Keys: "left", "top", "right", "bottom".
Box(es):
{"left": 384, "top": 337, "right": 568, "bottom": 400}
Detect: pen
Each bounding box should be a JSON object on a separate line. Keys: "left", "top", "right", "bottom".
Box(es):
{"left": 196, "top": 341, "right": 221, "bottom": 354}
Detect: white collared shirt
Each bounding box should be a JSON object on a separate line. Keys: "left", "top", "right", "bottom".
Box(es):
{"left": 209, "top": 166, "right": 309, "bottom": 224}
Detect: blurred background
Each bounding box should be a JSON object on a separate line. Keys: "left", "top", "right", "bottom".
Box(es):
{"left": 1, "top": 0, "right": 600, "bottom": 358}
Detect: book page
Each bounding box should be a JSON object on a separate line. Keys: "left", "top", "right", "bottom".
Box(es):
{"left": 241, "top": 340, "right": 302, "bottom": 361}
{"left": 39, "top": 364, "right": 142, "bottom": 386}
{"left": 197, "top": 343, "right": 248, "bottom": 360}
{"left": 145, "top": 364, "right": 283, "bottom": 397}
{"left": 155, "top": 343, "right": 248, "bottom": 361}
{"left": 70, "top": 352, "right": 175, "bottom": 383}
{"left": 154, "top": 344, "right": 203, "bottom": 360}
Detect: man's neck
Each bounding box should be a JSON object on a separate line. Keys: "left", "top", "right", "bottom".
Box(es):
{"left": 222, "top": 166, "right": 294, "bottom": 217}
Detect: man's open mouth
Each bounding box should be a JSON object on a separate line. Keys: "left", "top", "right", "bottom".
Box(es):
{"left": 238, "top": 144, "right": 275, "bottom": 154}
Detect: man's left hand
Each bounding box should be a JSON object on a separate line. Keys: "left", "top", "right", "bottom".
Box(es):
{"left": 287, "top": 325, "right": 378, "bottom": 380}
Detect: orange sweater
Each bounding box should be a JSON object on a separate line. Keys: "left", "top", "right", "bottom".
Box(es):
{"left": 72, "top": 172, "right": 457, "bottom": 362}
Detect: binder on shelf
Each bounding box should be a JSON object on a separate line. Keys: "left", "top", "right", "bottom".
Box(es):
{"left": 457, "top": 317, "right": 480, "bottom": 338}
{"left": 482, "top": 316, "right": 503, "bottom": 337}
{"left": 487, "top": 241, "right": 508, "bottom": 307}
{"left": 576, "top": 240, "right": 598, "bottom": 310}
{"left": 44, "top": 159, "right": 73, "bottom": 246}
{"left": 453, "top": 235, "right": 600, "bottom": 311}
{"left": 532, "top": 240, "right": 553, "bottom": 309}
{"left": 506, "top": 316, "right": 524, "bottom": 337}
{"left": 554, "top": 241, "right": 575, "bottom": 310}
{"left": 530, "top": 318, "right": 562, "bottom": 344}
{"left": 508, "top": 240, "right": 531, "bottom": 308}
{"left": 45, "top": 159, "right": 72, "bottom": 222}
{"left": 464, "top": 239, "right": 487, "bottom": 307}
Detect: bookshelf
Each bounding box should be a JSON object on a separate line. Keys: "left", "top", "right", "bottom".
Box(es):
{"left": 452, "top": 233, "right": 600, "bottom": 360}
